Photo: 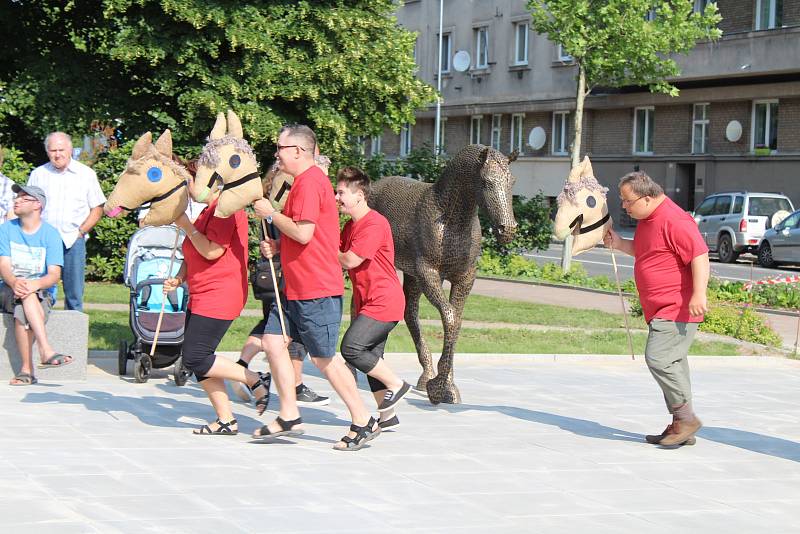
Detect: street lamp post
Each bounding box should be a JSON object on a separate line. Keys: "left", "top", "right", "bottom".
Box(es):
{"left": 434, "top": 0, "right": 444, "bottom": 157}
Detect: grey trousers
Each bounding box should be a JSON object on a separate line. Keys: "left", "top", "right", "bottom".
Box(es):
{"left": 645, "top": 318, "right": 698, "bottom": 410}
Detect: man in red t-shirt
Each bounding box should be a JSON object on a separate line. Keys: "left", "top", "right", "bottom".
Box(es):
{"left": 336, "top": 167, "right": 410, "bottom": 436}
{"left": 252, "top": 125, "right": 378, "bottom": 449}
{"left": 604, "top": 171, "right": 709, "bottom": 448}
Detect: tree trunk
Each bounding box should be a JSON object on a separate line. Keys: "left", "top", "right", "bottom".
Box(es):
{"left": 562, "top": 62, "right": 587, "bottom": 271}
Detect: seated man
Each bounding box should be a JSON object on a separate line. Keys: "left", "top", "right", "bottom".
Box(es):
{"left": 0, "top": 185, "right": 69, "bottom": 385}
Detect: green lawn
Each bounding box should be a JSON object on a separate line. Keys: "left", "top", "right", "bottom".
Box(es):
{"left": 89, "top": 311, "right": 737, "bottom": 355}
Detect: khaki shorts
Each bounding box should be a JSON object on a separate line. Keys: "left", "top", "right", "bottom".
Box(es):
{"left": 0, "top": 283, "right": 53, "bottom": 329}
{"left": 644, "top": 318, "right": 698, "bottom": 409}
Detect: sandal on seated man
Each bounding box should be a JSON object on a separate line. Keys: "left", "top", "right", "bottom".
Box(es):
{"left": 0, "top": 185, "right": 72, "bottom": 386}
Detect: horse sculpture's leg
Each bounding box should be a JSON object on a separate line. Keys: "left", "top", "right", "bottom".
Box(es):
{"left": 425, "top": 270, "right": 475, "bottom": 404}
{"left": 402, "top": 274, "right": 435, "bottom": 392}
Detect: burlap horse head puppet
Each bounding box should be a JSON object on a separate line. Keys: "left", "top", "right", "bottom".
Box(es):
{"left": 104, "top": 130, "right": 190, "bottom": 226}
{"left": 553, "top": 156, "right": 612, "bottom": 255}
{"left": 195, "top": 110, "right": 263, "bottom": 217}
{"left": 262, "top": 152, "right": 331, "bottom": 212}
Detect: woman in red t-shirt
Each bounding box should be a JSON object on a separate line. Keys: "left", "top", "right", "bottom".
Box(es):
{"left": 336, "top": 167, "right": 411, "bottom": 434}
{"left": 163, "top": 175, "right": 270, "bottom": 436}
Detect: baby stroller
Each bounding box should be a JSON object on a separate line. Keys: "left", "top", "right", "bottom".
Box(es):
{"left": 118, "top": 225, "right": 191, "bottom": 385}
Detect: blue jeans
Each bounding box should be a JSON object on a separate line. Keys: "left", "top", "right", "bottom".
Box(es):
{"left": 62, "top": 237, "right": 86, "bottom": 312}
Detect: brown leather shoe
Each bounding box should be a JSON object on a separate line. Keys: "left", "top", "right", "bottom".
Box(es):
{"left": 659, "top": 418, "right": 702, "bottom": 447}
{"left": 645, "top": 423, "right": 697, "bottom": 446}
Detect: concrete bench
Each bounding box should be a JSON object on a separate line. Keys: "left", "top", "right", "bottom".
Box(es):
{"left": 0, "top": 310, "right": 89, "bottom": 382}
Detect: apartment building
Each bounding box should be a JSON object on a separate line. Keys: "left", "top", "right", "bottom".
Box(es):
{"left": 377, "top": 0, "right": 800, "bottom": 225}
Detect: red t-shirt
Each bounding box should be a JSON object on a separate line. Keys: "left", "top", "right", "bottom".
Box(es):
{"left": 280, "top": 165, "right": 344, "bottom": 300}
{"left": 183, "top": 199, "right": 249, "bottom": 320}
{"left": 633, "top": 197, "right": 709, "bottom": 324}
{"left": 340, "top": 210, "right": 405, "bottom": 322}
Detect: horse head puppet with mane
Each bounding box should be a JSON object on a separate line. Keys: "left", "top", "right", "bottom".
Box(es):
{"left": 195, "top": 110, "right": 263, "bottom": 218}
{"left": 553, "top": 156, "right": 612, "bottom": 255}
{"left": 104, "top": 129, "right": 190, "bottom": 226}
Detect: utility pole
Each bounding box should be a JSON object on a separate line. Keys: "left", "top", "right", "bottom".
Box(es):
{"left": 433, "top": 0, "right": 444, "bottom": 158}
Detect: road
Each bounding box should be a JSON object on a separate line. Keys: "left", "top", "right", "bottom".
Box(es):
{"left": 524, "top": 243, "right": 800, "bottom": 283}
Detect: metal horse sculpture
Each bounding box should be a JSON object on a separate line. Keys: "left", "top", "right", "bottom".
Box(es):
{"left": 369, "top": 144, "right": 518, "bottom": 404}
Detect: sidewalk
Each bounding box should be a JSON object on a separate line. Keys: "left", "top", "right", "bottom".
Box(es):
{"left": 3, "top": 353, "right": 800, "bottom": 533}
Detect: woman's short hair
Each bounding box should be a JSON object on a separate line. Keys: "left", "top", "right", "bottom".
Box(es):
{"left": 619, "top": 171, "right": 664, "bottom": 197}
{"left": 336, "top": 166, "right": 371, "bottom": 199}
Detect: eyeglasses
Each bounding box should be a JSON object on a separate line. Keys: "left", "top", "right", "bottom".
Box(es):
{"left": 620, "top": 196, "right": 645, "bottom": 207}
{"left": 14, "top": 196, "right": 38, "bottom": 204}
{"left": 276, "top": 144, "right": 306, "bottom": 152}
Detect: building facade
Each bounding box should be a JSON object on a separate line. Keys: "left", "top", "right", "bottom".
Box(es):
{"left": 377, "top": 0, "right": 800, "bottom": 226}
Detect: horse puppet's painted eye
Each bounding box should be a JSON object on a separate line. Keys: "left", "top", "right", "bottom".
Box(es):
{"left": 229, "top": 154, "right": 241, "bottom": 169}
{"left": 146, "top": 167, "right": 163, "bottom": 182}
{"left": 586, "top": 195, "right": 597, "bottom": 208}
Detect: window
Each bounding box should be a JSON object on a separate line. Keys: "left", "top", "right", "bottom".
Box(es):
{"left": 513, "top": 22, "right": 528, "bottom": 65}
{"left": 400, "top": 123, "right": 412, "bottom": 157}
{"left": 475, "top": 26, "right": 489, "bottom": 69}
{"left": 633, "top": 107, "right": 654, "bottom": 154}
{"left": 752, "top": 100, "right": 778, "bottom": 151}
{"left": 693, "top": 0, "right": 712, "bottom": 13}
{"left": 353, "top": 136, "right": 366, "bottom": 156}
{"left": 490, "top": 114, "right": 502, "bottom": 150}
{"left": 436, "top": 118, "right": 447, "bottom": 154}
{"left": 556, "top": 43, "right": 572, "bottom": 62}
{"left": 370, "top": 135, "right": 382, "bottom": 156}
{"left": 552, "top": 111, "right": 571, "bottom": 155}
{"left": 692, "top": 103, "right": 709, "bottom": 154}
{"left": 510, "top": 114, "right": 524, "bottom": 153}
{"left": 470, "top": 116, "right": 482, "bottom": 145}
{"left": 755, "top": 0, "right": 782, "bottom": 30}
{"left": 438, "top": 33, "right": 452, "bottom": 74}
{"left": 712, "top": 195, "right": 732, "bottom": 215}
{"left": 732, "top": 196, "right": 744, "bottom": 214}
{"left": 748, "top": 196, "right": 792, "bottom": 216}
{"left": 645, "top": 8, "right": 657, "bottom": 21}
{"left": 695, "top": 197, "right": 716, "bottom": 216}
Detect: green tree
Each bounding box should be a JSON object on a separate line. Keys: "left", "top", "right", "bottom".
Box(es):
{"left": 527, "top": 0, "right": 722, "bottom": 167}
{"left": 0, "top": 1, "right": 435, "bottom": 158}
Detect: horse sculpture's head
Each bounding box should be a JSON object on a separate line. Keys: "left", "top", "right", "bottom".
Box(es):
{"left": 195, "top": 110, "right": 263, "bottom": 217}
{"left": 469, "top": 145, "right": 517, "bottom": 244}
{"left": 553, "top": 156, "right": 612, "bottom": 255}
{"left": 104, "top": 129, "right": 190, "bottom": 226}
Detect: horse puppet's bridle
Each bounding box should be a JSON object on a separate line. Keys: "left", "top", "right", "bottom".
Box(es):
{"left": 568, "top": 212, "right": 611, "bottom": 235}
{"left": 205, "top": 170, "right": 261, "bottom": 194}
{"left": 119, "top": 180, "right": 187, "bottom": 212}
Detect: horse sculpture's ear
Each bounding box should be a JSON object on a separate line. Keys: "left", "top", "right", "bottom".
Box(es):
{"left": 210, "top": 112, "right": 226, "bottom": 140}
{"left": 154, "top": 129, "right": 173, "bottom": 158}
{"left": 581, "top": 156, "right": 595, "bottom": 179}
{"left": 227, "top": 110, "right": 244, "bottom": 139}
{"left": 507, "top": 150, "right": 519, "bottom": 164}
{"left": 132, "top": 132, "right": 152, "bottom": 160}
{"left": 478, "top": 146, "right": 490, "bottom": 167}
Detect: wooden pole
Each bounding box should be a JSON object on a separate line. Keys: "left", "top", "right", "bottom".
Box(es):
{"left": 261, "top": 219, "right": 288, "bottom": 344}
{"left": 611, "top": 247, "right": 635, "bottom": 360}
{"left": 151, "top": 228, "right": 181, "bottom": 356}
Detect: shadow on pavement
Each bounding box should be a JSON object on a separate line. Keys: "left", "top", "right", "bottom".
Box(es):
{"left": 698, "top": 427, "right": 800, "bottom": 463}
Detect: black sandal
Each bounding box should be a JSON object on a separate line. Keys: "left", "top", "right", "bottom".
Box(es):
{"left": 193, "top": 418, "right": 238, "bottom": 435}
{"left": 252, "top": 416, "right": 304, "bottom": 439}
{"left": 333, "top": 417, "right": 381, "bottom": 451}
{"left": 248, "top": 371, "right": 271, "bottom": 415}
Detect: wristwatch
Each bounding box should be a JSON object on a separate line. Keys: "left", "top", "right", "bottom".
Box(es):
{"left": 266, "top": 214, "right": 273, "bottom": 224}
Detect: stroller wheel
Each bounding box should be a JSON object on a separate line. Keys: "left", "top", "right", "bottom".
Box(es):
{"left": 134, "top": 354, "right": 152, "bottom": 383}
{"left": 173, "top": 356, "right": 190, "bottom": 387}
{"left": 118, "top": 340, "right": 129, "bottom": 376}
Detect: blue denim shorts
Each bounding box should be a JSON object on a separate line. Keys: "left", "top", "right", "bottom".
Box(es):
{"left": 265, "top": 296, "right": 342, "bottom": 358}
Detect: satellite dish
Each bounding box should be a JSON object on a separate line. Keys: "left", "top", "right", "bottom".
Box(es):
{"left": 453, "top": 50, "right": 471, "bottom": 73}
{"left": 725, "top": 120, "right": 742, "bottom": 142}
{"left": 528, "top": 127, "right": 546, "bottom": 150}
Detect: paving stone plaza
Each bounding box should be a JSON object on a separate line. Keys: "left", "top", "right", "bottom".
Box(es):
{"left": 2, "top": 353, "right": 799, "bottom": 533}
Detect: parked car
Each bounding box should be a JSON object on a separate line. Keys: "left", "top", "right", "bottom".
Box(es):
{"left": 757, "top": 209, "right": 800, "bottom": 267}
{"left": 692, "top": 191, "right": 794, "bottom": 263}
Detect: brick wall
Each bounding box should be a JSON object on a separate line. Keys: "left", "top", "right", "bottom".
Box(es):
{"left": 708, "top": 100, "right": 750, "bottom": 153}
{"left": 443, "top": 116, "right": 469, "bottom": 155}
{"left": 778, "top": 98, "right": 800, "bottom": 151}
{"left": 581, "top": 109, "right": 594, "bottom": 158}
{"left": 783, "top": 0, "right": 800, "bottom": 26}
{"left": 588, "top": 109, "right": 632, "bottom": 155}
{"left": 654, "top": 105, "right": 693, "bottom": 154}
{"left": 716, "top": 0, "right": 753, "bottom": 34}
{"left": 381, "top": 127, "right": 400, "bottom": 156}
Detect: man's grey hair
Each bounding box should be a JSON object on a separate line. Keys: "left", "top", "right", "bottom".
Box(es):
{"left": 279, "top": 124, "right": 317, "bottom": 153}
{"left": 619, "top": 171, "right": 664, "bottom": 197}
{"left": 44, "top": 131, "right": 73, "bottom": 151}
